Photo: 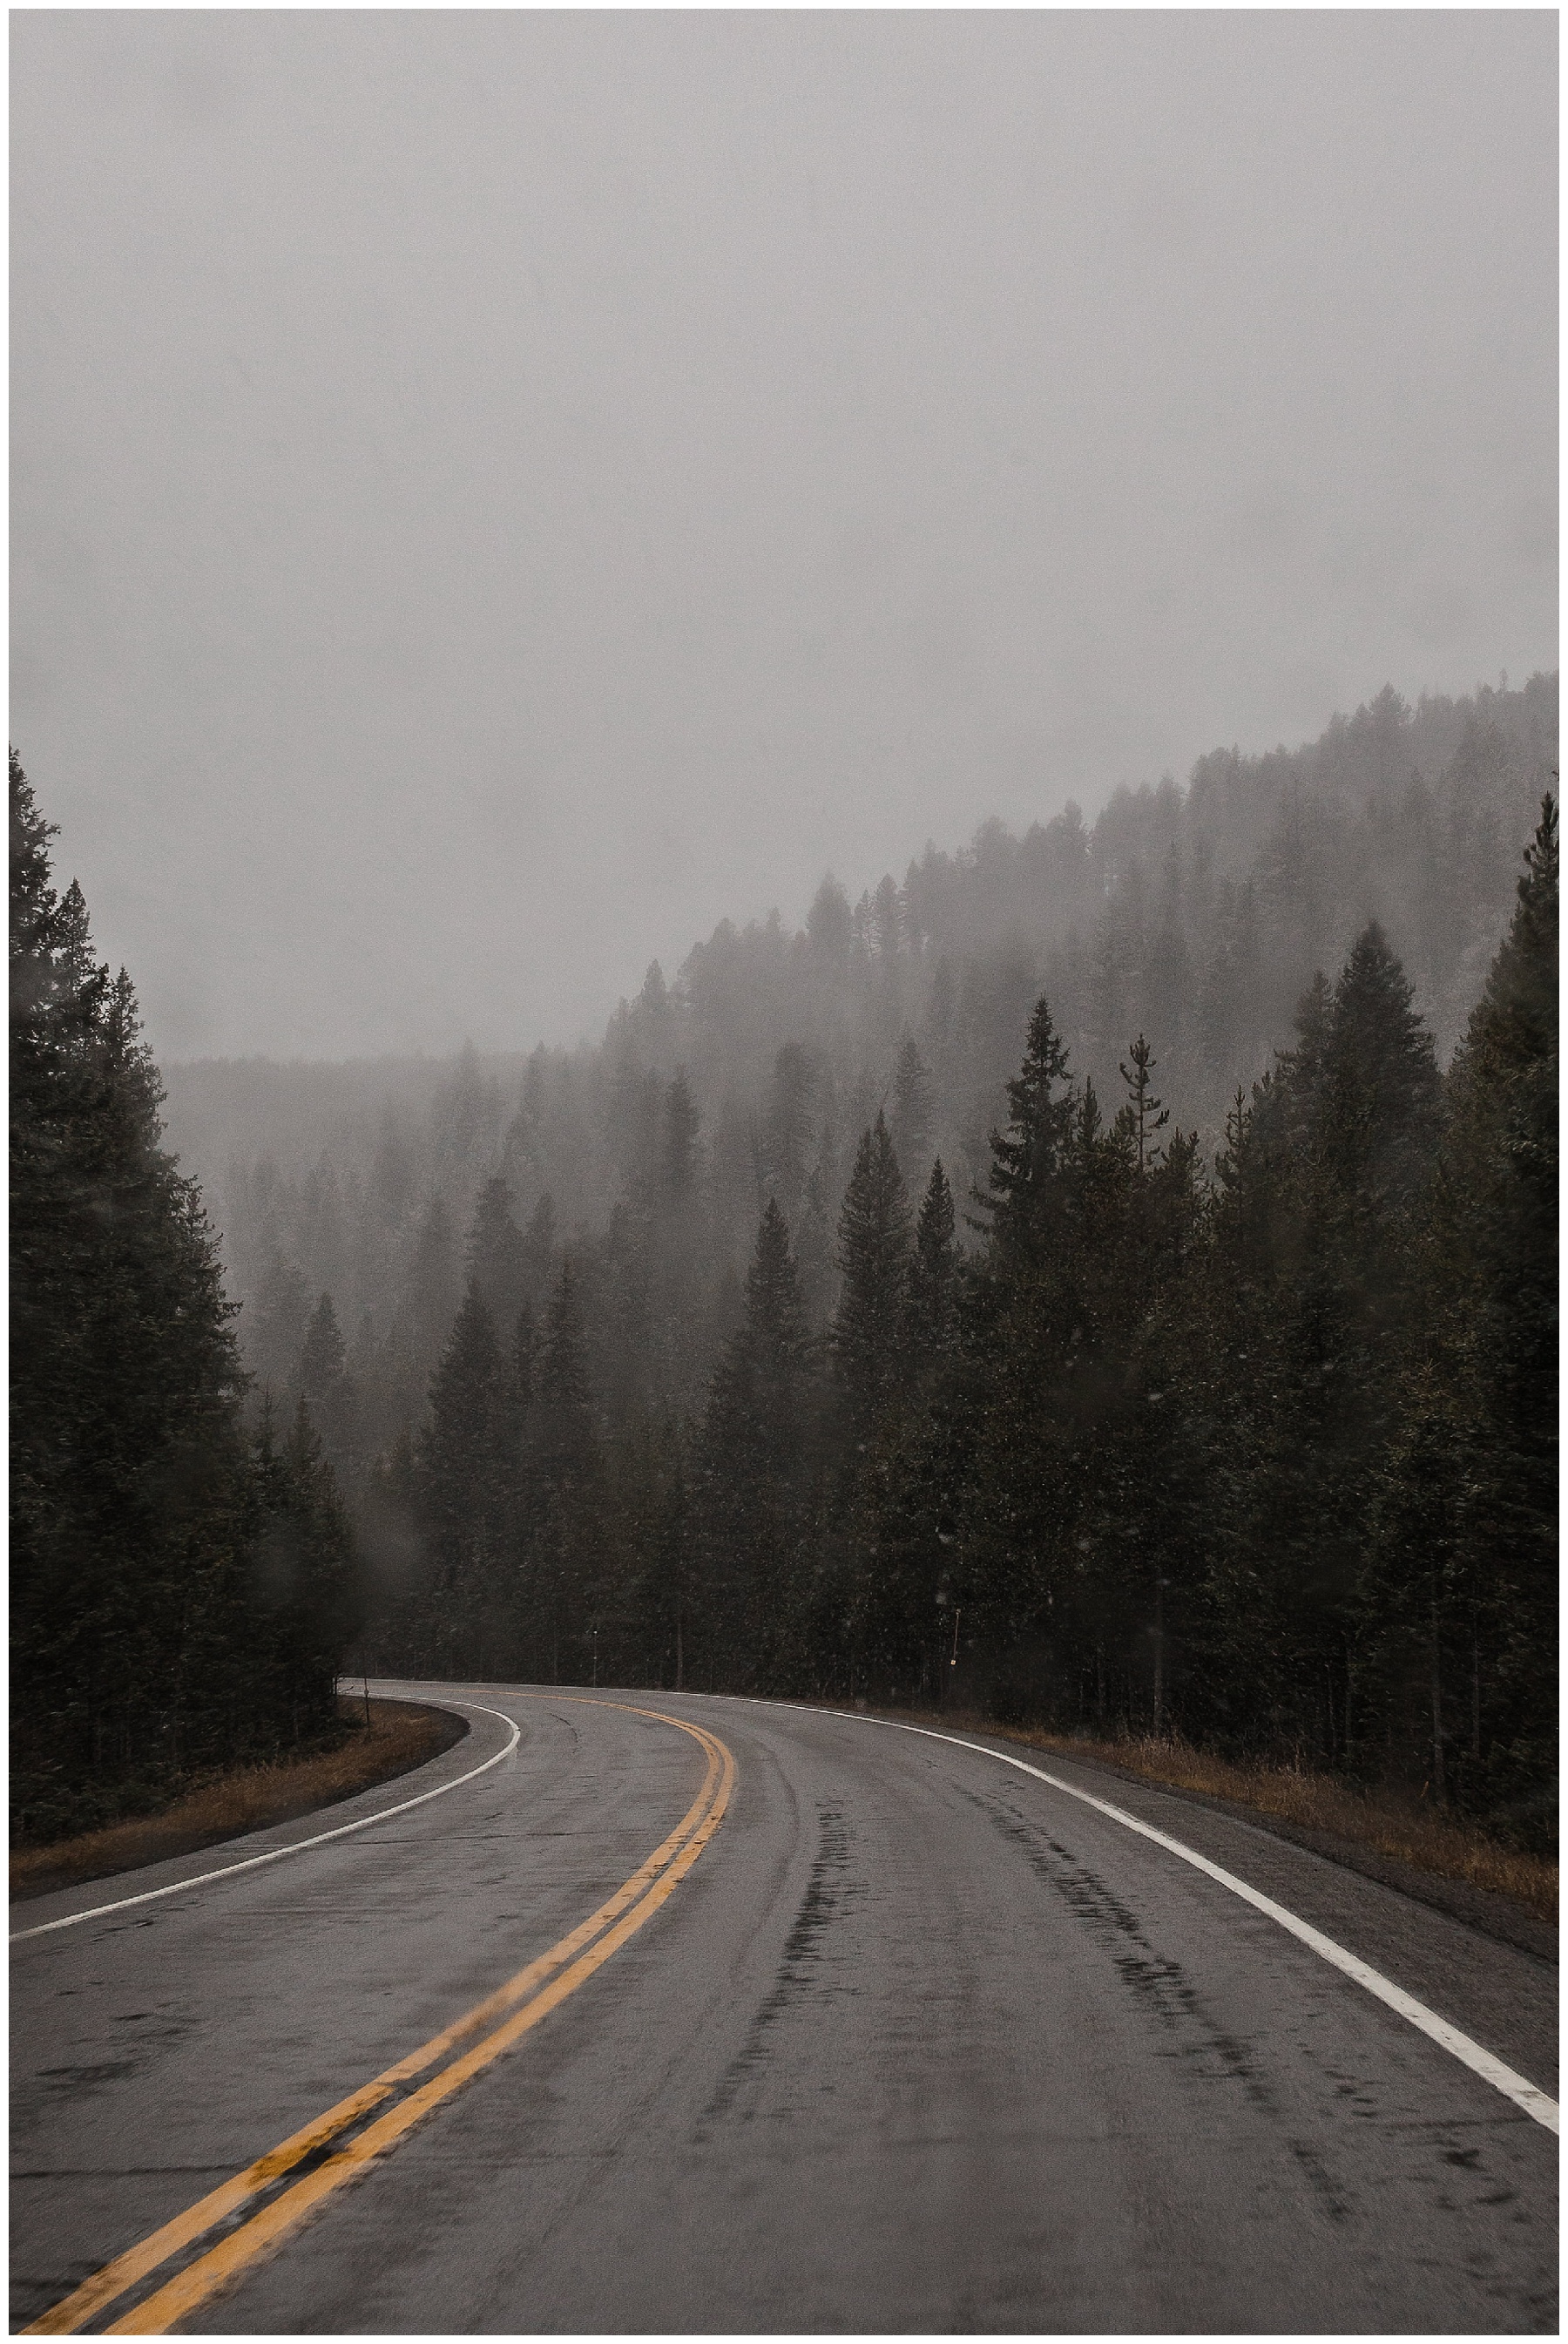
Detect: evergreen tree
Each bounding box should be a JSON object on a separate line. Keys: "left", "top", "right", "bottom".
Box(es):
{"left": 248, "top": 1251, "right": 311, "bottom": 1392}
{"left": 524, "top": 1257, "right": 602, "bottom": 1682}
{"left": 297, "top": 1291, "right": 359, "bottom": 1487}
{"left": 794, "top": 1160, "right": 836, "bottom": 1328}
{"left": 805, "top": 874, "right": 853, "bottom": 965}
{"left": 247, "top": 1398, "right": 362, "bottom": 1743}
{"left": 905, "top": 1160, "right": 959, "bottom": 1367}
{"left": 1115, "top": 1034, "right": 1171, "bottom": 1173}
{"left": 1317, "top": 924, "right": 1444, "bottom": 1218}
{"left": 513, "top": 1297, "right": 539, "bottom": 1412}
{"left": 975, "top": 995, "right": 1077, "bottom": 1272}
{"left": 300, "top": 1292, "right": 348, "bottom": 1397}
{"left": 537, "top": 1259, "right": 593, "bottom": 1453}
{"left": 466, "top": 1175, "right": 528, "bottom": 1331}
{"left": 832, "top": 1112, "right": 913, "bottom": 1434}
{"left": 694, "top": 1200, "right": 819, "bottom": 1689}
{"left": 416, "top": 1279, "right": 514, "bottom": 1673}
{"left": 662, "top": 1068, "right": 700, "bottom": 1198}
{"left": 519, "top": 1190, "right": 558, "bottom": 1310}
{"left": 890, "top": 1033, "right": 935, "bottom": 1182}
{"left": 11, "top": 752, "right": 350, "bottom": 1837}
{"left": 1191, "top": 924, "right": 1447, "bottom": 1766}
{"left": 764, "top": 1043, "right": 816, "bottom": 1223}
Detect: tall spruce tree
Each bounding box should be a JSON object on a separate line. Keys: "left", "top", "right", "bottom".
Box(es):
{"left": 832, "top": 1111, "right": 913, "bottom": 1435}
{"left": 905, "top": 1160, "right": 959, "bottom": 1367}
{"left": 248, "top": 1398, "right": 362, "bottom": 1743}
{"left": 297, "top": 1289, "right": 360, "bottom": 1487}
{"left": 300, "top": 1293, "right": 348, "bottom": 1396}
{"left": 890, "top": 1033, "right": 936, "bottom": 1182}
{"left": 519, "top": 1191, "right": 558, "bottom": 1311}
{"left": 975, "top": 994, "right": 1077, "bottom": 1274}
{"left": 695, "top": 1200, "right": 819, "bottom": 1690}
{"left": 416, "top": 1278, "right": 514, "bottom": 1673}
{"left": 525, "top": 1257, "right": 601, "bottom": 1682}
{"left": 248, "top": 1250, "right": 312, "bottom": 1392}
{"left": 662, "top": 1070, "right": 700, "bottom": 1198}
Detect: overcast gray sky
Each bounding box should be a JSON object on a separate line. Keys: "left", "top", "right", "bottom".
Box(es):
{"left": 12, "top": 10, "right": 1558, "bottom": 1063}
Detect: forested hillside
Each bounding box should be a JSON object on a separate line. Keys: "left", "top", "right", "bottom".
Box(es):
{"left": 155, "top": 679, "right": 1557, "bottom": 1842}
{"left": 10, "top": 755, "right": 358, "bottom": 1841}
{"left": 167, "top": 674, "right": 1553, "bottom": 1462}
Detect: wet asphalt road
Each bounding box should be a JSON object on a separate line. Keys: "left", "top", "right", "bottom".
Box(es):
{"left": 10, "top": 1683, "right": 1558, "bottom": 2334}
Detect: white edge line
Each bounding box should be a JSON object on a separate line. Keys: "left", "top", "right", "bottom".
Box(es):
{"left": 749, "top": 1698, "right": 1560, "bottom": 2138}
{"left": 10, "top": 1700, "right": 521, "bottom": 1943}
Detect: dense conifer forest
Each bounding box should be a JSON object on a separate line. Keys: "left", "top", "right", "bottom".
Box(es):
{"left": 24, "top": 676, "right": 1557, "bottom": 1849}
{"left": 10, "top": 755, "right": 358, "bottom": 1840}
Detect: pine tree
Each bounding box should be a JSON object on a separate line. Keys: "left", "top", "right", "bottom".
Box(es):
{"left": 890, "top": 1033, "right": 935, "bottom": 1179}
{"left": 1190, "top": 922, "right": 1449, "bottom": 1770}
{"left": 695, "top": 1200, "right": 819, "bottom": 1690}
{"left": 300, "top": 1292, "right": 348, "bottom": 1397}
{"left": 976, "top": 994, "right": 1077, "bottom": 1271}
{"left": 663, "top": 1069, "right": 700, "bottom": 1198}
{"left": 524, "top": 1257, "right": 602, "bottom": 1683}
{"left": 248, "top": 1251, "right": 311, "bottom": 1392}
{"left": 905, "top": 1160, "right": 959, "bottom": 1366}
{"left": 536, "top": 1258, "right": 593, "bottom": 1475}
{"left": 513, "top": 1297, "right": 539, "bottom": 1412}
{"left": 466, "top": 1175, "right": 528, "bottom": 1331}
{"left": 805, "top": 874, "right": 853, "bottom": 965}
{"left": 1115, "top": 1034, "right": 1171, "bottom": 1173}
{"left": 11, "top": 751, "right": 349, "bottom": 1837}
{"left": 247, "top": 1398, "right": 362, "bottom": 1744}
{"left": 297, "top": 1290, "right": 360, "bottom": 1487}
{"left": 832, "top": 1112, "right": 913, "bottom": 1433}
{"left": 416, "top": 1279, "right": 514, "bottom": 1673}
{"left": 1319, "top": 924, "right": 1444, "bottom": 1218}
{"left": 643, "top": 1069, "right": 707, "bottom": 1408}
{"left": 794, "top": 1161, "right": 836, "bottom": 1329}
{"left": 520, "top": 1190, "right": 558, "bottom": 1310}
{"left": 764, "top": 1043, "right": 815, "bottom": 1223}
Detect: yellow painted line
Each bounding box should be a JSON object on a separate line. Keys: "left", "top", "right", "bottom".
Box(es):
{"left": 26, "top": 1700, "right": 734, "bottom": 2339}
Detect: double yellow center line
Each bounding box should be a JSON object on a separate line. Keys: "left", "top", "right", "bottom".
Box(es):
{"left": 29, "top": 1698, "right": 735, "bottom": 2337}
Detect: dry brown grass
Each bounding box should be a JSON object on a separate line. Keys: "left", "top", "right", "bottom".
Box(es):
{"left": 10, "top": 1699, "right": 466, "bottom": 1903}
{"left": 990, "top": 1722, "right": 1558, "bottom": 1925}
{"left": 817, "top": 1695, "right": 1555, "bottom": 1925}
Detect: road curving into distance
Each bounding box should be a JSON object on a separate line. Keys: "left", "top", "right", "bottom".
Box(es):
{"left": 10, "top": 1683, "right": 1558, "bottom": 2333}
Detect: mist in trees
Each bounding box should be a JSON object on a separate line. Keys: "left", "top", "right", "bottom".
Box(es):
{"left": 167, "top": 675, "right": 1553, "bottom": 1469}
{"left": 335, "top": 776, "right": 1556, "bottom": 1853}
{"left": 52, "top": 674, "right": 1554, "bottom": 1851}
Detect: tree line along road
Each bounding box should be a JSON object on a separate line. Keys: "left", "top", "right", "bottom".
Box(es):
{"left": 10, "top": 1684, "right": 1558, "bottom": 2334}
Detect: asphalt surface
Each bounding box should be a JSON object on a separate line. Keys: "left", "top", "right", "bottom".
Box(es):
{"left": 10, "top": 1683, "right": 1558, "bottom": 2334}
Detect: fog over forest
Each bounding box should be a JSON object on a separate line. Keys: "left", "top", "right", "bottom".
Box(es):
{"left": 166, "top": 672, "right": 1553, "bottom": 1444}
{"left": 14, "top": 11, "right": 1555, "bottom": 1875}
{"left": 114, "top": 670, "right": 1552, "bottom": 1847}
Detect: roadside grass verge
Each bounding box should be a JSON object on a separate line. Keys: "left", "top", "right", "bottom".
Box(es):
{"left": 833, "top": 1698, "right": 1556, "bottom": 1927}
{"left": 9, "top": 1698, "right": 467, "bottom": 1904}
{"left": 968, "top": 1716, "right": 1558, "bottom": 1925}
